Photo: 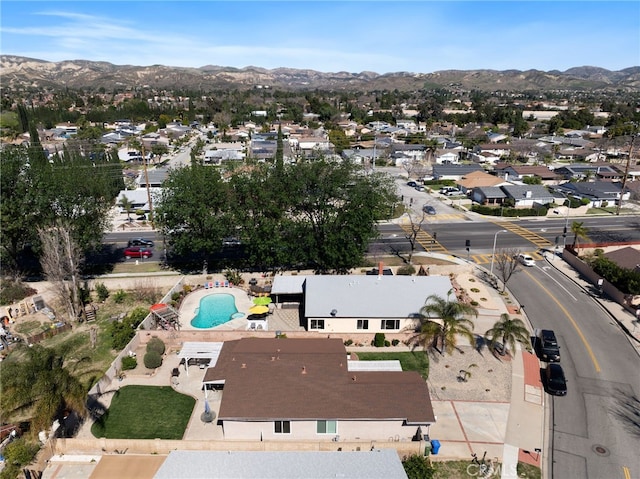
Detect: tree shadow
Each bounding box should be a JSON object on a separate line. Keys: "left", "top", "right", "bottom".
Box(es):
{"left": 610, "top": 388, "right": 640, "bottom": 439}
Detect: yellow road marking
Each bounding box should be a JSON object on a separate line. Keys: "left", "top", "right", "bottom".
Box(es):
{"left": 489, "top": 219, "right": 553, "bottom": 248}
{"left": 623, "top": 466, "right": 631, "bottom": 479}
{"left": 523, "top": 269, "right": 601, "bottom": 373}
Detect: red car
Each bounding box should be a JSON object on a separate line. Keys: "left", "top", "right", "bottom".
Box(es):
{"left": 124, "top": 246, "right": 152, "bottom": 259}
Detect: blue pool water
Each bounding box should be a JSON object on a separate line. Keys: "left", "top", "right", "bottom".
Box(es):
{"left": 190, "top": 293, "right": 244, "bottom": 329}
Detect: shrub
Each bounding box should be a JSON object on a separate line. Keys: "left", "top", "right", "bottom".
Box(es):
{"left": 397, "top": 265, "right": 416, "bottom": 276}
{"left": 95, "top": 282, "right": 109, "bottom": 302}
{"left": 384, "top": 340, "right": 391, "bottom": 347}
{"left": 121, "top": 356, "right": 137, "bottom": 370}
{"left": 471, "top": 204, "right": 548, "bottom": 217}
{"left": 147, "top": 337, "right": 166, "bottom": 355}
{"left": 223, "top": 269, "right": 244, "bottom": 286}
{"left": 113, "top": 289, "right": 128, "bottom": 304}
{"left": 0, "top": 281, "right": 37, "bottom": 305}
{"left": 2, "top": 437, "right": 40, "bottom": 468}
{"left": 171, "top": 291, "right": 182, "bottom": 302}
{"left": 343, "top": 339, "right": 353, "bottom": 346}
{"left": 144, "top": 350, "right": 163, "bottom": 369}
{"left": 470, "top": 288, "right": 480, "bottom": 293}
{"left": 373, "top": 333, "right": 386, "bottom": 347}
{"left": 392, "top": 339, "right": 400, "bottom": 346}
{"left": 108, "top": 307, "right": 148, "bottom": 350}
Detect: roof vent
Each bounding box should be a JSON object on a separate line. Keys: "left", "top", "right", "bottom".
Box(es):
{"left": 301, "top": 366, "right": 307, "bottom": 374}
{"left": 330, "top": 309, "right": 337, "bottom": 316}
{"left": 241, "top": 363, "right": 246, "bottom": 368}
{"left": 271, "top": 356, "right": 276, "bottom": 361}
{"left": 352, "top": 375, "right": 357, "bottom": 381}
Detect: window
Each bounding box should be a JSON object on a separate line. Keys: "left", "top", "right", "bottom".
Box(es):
{"left": 381, "top": 320, "right": 400, "bottom": 330}
{"left": 317, "top": 420, "right": 337, "bottom": 434}
{"left": 310, "top": 319, "right": 325, "bottom": 330}
{"left": 274, "top": 421, "right": 291, "bottom": 434}
{"left": 357, "top": 320, "right": 369, "bottom": 330}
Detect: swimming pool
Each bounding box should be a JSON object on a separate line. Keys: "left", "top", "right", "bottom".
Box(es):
{"left": 190, "top": 293, "right": 245, "bottom": 329}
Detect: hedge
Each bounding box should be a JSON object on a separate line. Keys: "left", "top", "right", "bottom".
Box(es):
{"left": 147, "top": 337, "right": 166, "bottom": 355}
{"left": 471, "top": 205, "right": 548, "bottom": 217}
{"left": 144, "top": 350, "right": 163, "bottom": 369}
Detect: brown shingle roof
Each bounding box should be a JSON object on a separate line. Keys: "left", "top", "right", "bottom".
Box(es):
{"left": 206, "top": 338, "right": 435, "bottom": 424}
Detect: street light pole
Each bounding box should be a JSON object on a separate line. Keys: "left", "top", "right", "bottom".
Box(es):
{"left": 490, "top": 230, "right": 508, "bottom": 276}
{"left": 563, "top": 200, "right": 570, "bottom": 249}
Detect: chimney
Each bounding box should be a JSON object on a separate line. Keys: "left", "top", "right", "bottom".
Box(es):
{"left": 378, "top": 261, "right": 384, "bottom": 278}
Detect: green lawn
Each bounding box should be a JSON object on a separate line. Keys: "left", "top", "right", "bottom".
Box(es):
{"left": 355, "top": 351, "right": 429, "bottom": 379}
{"left": 91, "top": 385, "right": 196, "bottom": 439}
{"left": 432, "top": 460, "right": 541, "bottom": 479}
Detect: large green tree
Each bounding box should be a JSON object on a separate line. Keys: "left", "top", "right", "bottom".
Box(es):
{"left": 155, "top": 164, "right": 232, "bottom": 262}
{"left": 571, "top": 221, "right": 589, "bottom": 252}
{"left": 418, "top": 292, "right": 478, "bottom": 355}
{"left": 0, "top": 345, "right": 88, "bottom": 434}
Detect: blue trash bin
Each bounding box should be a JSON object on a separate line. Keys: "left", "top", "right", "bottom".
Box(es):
{"left": 430, "top": 439, "right": 441, "bottom": 455}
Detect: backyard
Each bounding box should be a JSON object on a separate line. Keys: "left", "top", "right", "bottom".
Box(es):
{"left": 90, "top": 385, "right": 195, "bottom": 439}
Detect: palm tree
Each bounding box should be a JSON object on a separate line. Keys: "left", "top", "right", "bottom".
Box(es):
{"left": 485, "top": 313, "right": 531, "bottom": 357}
{"left": 118, "top": 194, "right": 133, "bottom": 222}
{"left": 571, "top": 221, "right": 589, "bottom": 252}
{"left": 418, "top": 291, "right": 478, "bottom": 355}
{"left": 0, "top": 345, "right": 88, "bottom": 434}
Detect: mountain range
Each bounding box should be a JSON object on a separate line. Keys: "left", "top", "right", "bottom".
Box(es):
{"left": 2, "top": 55, "right": 639, "bottom": 92}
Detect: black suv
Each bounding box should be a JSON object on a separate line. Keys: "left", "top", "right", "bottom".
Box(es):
{"left": 536, "top": 329, "right": 560, "bottom": 362}
{"left": 127, "top": 238, "right": 154, "bottom": 248}
{"left": 545, "top": 363, "right": 567, "bottom": 396}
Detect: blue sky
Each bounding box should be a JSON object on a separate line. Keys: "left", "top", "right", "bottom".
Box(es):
{"left": 1, "top": 1, "right": 638, "bottom": 73}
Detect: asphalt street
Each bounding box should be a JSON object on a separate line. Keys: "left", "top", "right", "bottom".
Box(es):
{"left": 507, "top": 260, "right": 640, "bottom": 479}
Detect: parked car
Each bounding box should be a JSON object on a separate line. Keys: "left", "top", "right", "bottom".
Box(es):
{"left": 545, "top": 363, "right": 567, "bottom": 396}
{"left": 124, "top": 247, "right": 152, "bottom": 259}
{"left": 439, "top": 186, "right": 458, "bottom": 194}
{"left": 128, "top": 238, "right": 154, "bottom": 247}
{"left": 407, "top": 181, "right": 417, "bottom": 188}
{"left": 536, "top": 329, "right": 561, "bottom": 362}
{"left": 445, "top": 189, "right": 462, "bottom": 196}
{"left": 414, "top": 185, "right": 425, "bottom": 192}
{"left": 423, "top": 205, "right": 437, "bottom": 215}
{"left": 222, "top": 237, "right": 242, "bottom": 247}
{"left": 517, "top": 253, "right": 535, "bottom": 267}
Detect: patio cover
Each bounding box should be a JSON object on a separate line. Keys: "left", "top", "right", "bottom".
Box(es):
{"left": 177, "top": 342, "right": 223, "bottom": 376}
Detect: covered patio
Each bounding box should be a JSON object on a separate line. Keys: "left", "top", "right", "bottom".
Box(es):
{"left": 177, "top": 342, "right": 223, "bottom": 376}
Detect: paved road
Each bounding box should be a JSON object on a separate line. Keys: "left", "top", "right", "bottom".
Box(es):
{"left": 507, "top": 260, "right": 640, "bottom": 479}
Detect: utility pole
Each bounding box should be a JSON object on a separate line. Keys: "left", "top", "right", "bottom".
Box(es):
{"left": 142, "top": 145, "right": 154, "bottom": 227}
{"left": 616, "top": 134, "right": 636, "bottom": 216}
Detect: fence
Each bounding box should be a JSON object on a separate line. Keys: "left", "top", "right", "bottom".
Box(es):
{"left": 53, "top": 437, "right": 424, "bottom": 457}
{"left": 26, "top": 323, "right": 72, "bottom": 344}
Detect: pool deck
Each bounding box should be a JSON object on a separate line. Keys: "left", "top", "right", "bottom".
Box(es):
{"left": 178, "top": 286, "right": 255, "bottom": 331}
{"left": 177, "top": 285, "right": 304, "bottom": 333}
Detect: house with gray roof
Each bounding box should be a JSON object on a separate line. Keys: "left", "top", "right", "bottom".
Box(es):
{"left": 202, "top": 338, "right": 436, "bottom": 442}
{"left": 471, "top": 186, "right": 508, "bottom": 206}
{"left": 501, "top": 185, "right": 558, "bottom": 207}
{"left": 551, "top": 181, "right": 629, "bottom": 207}
{"left": 304, "top": 275, "right": 453, "bottom": 333}
{"left": 553, "top": 163, "right": 620, "bottom": 181}
{"left": 154, "top": 449, "right": 408, "bottom": 479}
{"left": 432, "top": 164, "right": 483, "bottom": 181}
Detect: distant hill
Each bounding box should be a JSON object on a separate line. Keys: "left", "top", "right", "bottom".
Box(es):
{"left": 1, "top": 55, "right": 639, "bottom": 92}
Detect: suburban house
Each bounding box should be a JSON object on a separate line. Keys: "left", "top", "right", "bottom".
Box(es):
{"left": 203, "top": 148, "right": 244, "bottom": 164}
{"left": 432, "top": 164, "right": 483, "bottom": 181}
{"left": 153, "top": 450, "right": 408, "bottom": 479}
{"left": 269, "top": 275, "right": 453, "bottom": 333}
{"left": 551, "top": 181, "right": 629, "bottom": 207}
{"left": 493, "top": 164, "right": 562, "bottom": 185}
{"left": 471, "top": 186, "right": 508, "bottom": 206}
{"left": 501, "top": 185, "right": 559, "bottom": 208}
{"left": 433, "top": 149, "right": 460, "bottom": 164}
{"left": 603, "top": 246, "right": 640, "bottom": 273}
{"left": 455, "top": 170, "right": 509, "bottom": 194}
{"left": 202, "top": 338, "right": 436, "bottom": 442}
{"left": 554, "top": 163, "right": 621, "bottom": 181}
{"left": 116, "top": 188, "right": 161, "bottom": 213}
{"left": 136, "top": 168, "right": 169, "bottom": 188}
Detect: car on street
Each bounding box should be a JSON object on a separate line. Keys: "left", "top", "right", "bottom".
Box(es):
{"left": 414, "top": 185, "right": 425, "bottom": 192}
{"left": 423, "top": 205, "right": 437, "bottom": 215}
{"left": 544, "top": 363, "right": 567, "bottom": 396}
{"left": 535, "top": 329, "right": 561, "bottom": 362}
{"left": 124, "top": 247, "right": 152, "bottom": 259}
{"left": 128, "top": 238, "right": 154, "bottom": 247}
{"left": 439, "top": 186, "right": 459, "bottom": 195}
{"left": 407, "top": 181, "right": 417, "bottom": 188}
{"left": 517, "top": 253, "right": 535, "bottom": 267}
